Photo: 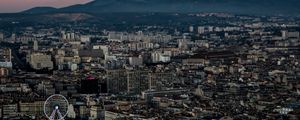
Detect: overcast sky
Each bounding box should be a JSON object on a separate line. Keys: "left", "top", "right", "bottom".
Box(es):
{"left": 0, "top": 0, "right": 93, "bottom": 13}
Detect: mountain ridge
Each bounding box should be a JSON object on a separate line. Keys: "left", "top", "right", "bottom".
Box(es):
{"left": 22, "top": 7, "right": 57, "bottom": 14}
{"left": 22, "top": 0, "right": 300, "bottom": 16}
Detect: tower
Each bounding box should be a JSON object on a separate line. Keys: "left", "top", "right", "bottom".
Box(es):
{"left": 0, "top": 32, "right": 4, "bottom": 41}
{"left": 189, "top": 26, "right": 194, "bottom": 32}
{"left": 33, "top": 40, "right": 38, "bottom": 51}
{"left": 11, "top": 33, "right": 16, "bottom": 42}
{"left": 281, "top": 30, "right": 287, "bottom": 39}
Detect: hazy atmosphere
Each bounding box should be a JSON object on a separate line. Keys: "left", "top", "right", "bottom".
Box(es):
{"left": 0, "top": 0, "right": 92, "bottom": 13}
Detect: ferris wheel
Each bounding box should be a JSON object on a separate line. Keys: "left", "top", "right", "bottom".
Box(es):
{"left": 44, "top": 94, "right": 69, "bottom": 120}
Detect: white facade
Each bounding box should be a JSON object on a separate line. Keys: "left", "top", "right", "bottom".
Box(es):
{"left": 282, "top": 31, "right": 299, "bottom": 39}
{"left": 70, "top": 64, "right": 78, "bottom": 71}
{"left": 198, "top": 26, "right": 205, "bottom": 34}
{"left": 67, "top": 104, "right": 76, "bottom": 119}
{"left": 80, "top": 35, "right": 91, "bottom": 43}
{"left": 28, "top": 53, "right": 53, "bottom": 70}
{"left": 151, "top": 52, "right": 161, "bottom": 63}
{"left": 151, "top": 52, "right": 171, "bottom": 63}
{"left": 129, "top": 56, "right": 143, "bottom": 66}
{"left": 189, "top": 26, "right": 194, "bottom": 32}
{"left": 33, "top": 40, "right": 38, "bottom": 51}
{"left": 160, "top": 55, "right": 171, "bottom": 63}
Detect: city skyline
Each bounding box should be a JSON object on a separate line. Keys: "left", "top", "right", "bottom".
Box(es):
{"left": 0, "top": 0, "right": 299, "bottom": 119}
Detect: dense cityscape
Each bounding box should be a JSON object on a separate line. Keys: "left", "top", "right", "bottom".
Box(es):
{"left": 0, "top": 2, "right": 300, "bottom": 120}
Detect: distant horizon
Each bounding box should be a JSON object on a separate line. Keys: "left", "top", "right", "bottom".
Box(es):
{"left": 0, "top": 0, "right": 299, "bottom": 16}
{"left": 0, "top": 0, "right": 93, "bottom": 13}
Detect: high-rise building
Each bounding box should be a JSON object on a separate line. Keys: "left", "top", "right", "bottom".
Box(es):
{"left": 178, "top": 39, "right": 188, "bottom": 50}
{"left": 0, "top": 48, "right": 12, "bottom": 76}
{"left": 127, "top": 70, "right": 150, "bottom": 94}
{"left": 71, "top": 33, "right": 75, "bottom": 40}
{"left": 0, "top": 32, "right": 4, "bottom": 41}
{"left": 129, "top": 55, "right": 143, "bottom": 66}
{"left": 61, "top": 31, "right": 67, "bottom": 40}
{"left": 208, "top": 26, "right": 214, "bottom": 32}
{"left": 106, "top": 69, "right": 151, "bottom": 94}
{"left": 11, "top": 33, "right": 16, "bottom": 42}
{"left": 151, "top": 52, "right": 171, "bottom": 63}
{"left": 0, "top": 67, "right": 11, "bottom": 76}
{"left": 67, "top": 33, "right": 71, "bottom": 40}
{"left": 0, "top": 48, "right": 12, "bottom": 68}
{"left": 281, "top": 31, "right": 288, "bottom": 39}
{"left": 81, "top": 76, "right": 99, "bottom": 94}
{"left": 106, "top": 69, "right": 127, "bottom": 94}
{"left": 151, "top": 52, "right": 160, "bottom": 63}
{"left": 189, "top": 26, "right": 194, "bottom": 32}
{"left": 33, "top": 40, "right": 38, "bottom": 51}
{"left": 80, "top": 35, "right": 91, "bottom": 43}
{"left": 67, "top": 104, "right": 76, "bottom": 119}
{"left": 282, "top": 30, "right": 299, "bottom": 39}
{"left": 198, "top": 26, "right": 205, "bottom": 34}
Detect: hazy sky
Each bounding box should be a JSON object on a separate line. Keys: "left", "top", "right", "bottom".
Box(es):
{"left": 0, "top": 0, "right": 93, "bottom": 13}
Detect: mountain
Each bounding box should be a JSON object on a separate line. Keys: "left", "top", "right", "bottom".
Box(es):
{"left": 23, "top": 0, "right": 300, "bottom": 16}
{"left": 23, "top": 7, "right": 57, "bottom": 14}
